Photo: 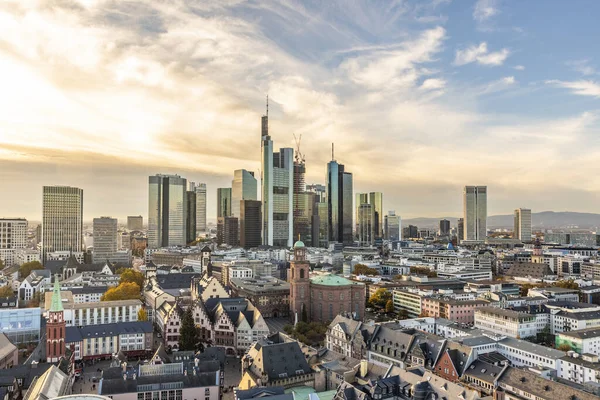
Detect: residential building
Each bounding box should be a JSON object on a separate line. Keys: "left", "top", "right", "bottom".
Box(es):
{"left": 186, "top": 188, "right": 196, "bottom": 244}
{"left": 556, "top": 327, "right": 600, "bottom": 356}
{"left": 0, "top": 333, "right": 18, "bottom": 369}
{"left": 326, "top": 314, "right": 372, "bottom": 360}
{"left": 0, "top": 218, "right": 27, "bottom": 266}
{"left": 148, "top": 174, "right": 187, "bottom": 248}
{"left": 240, "top": 200, "right": 262, "bottom": 249}
{"left": 327, "top": 153, "right": 353, "bottom": 245}
{"left": 261, "top": 103, "right": 294, "bottom": 247}
{"left": 557, "top": 353, "right": 600, "bottom": 386}
{"left": 384, "top": 211, "right": 401, "bottom": 241}
{"left": 392, "top": 290, "right": 423, "bottom": 318}
{"left": 92, "top": 217, "right": 117, "bottom": 263}
{"left": 42, "top": 186, "right": 83, "bottom": 262}
{"left": 217, "top": 188, "right": 232, "bottom": 218}
{"left": 127, "top": 215, "right": 143, "bottom": 231}
{"left": 514, "top": 208, "right": 532, "bottom": 241}
{"left": 14, "top": 249, "right": 41, "bottom": 266}
{"left": 232, "top": 169, "right": 257, "bottom": 219}
{"left": 195, "top": 183, "right": 207, "bottom": 234}
{"left": 43, "top": 294, "right": 142, "bottom": 326}
{"left": 474, "top": 306, "right": 547, "bottom": 338}
{"left": 463, "top": 185, "right": 487, "bottom": 241}
{"left": 421, "top": 298, "right": 488, "bottom": 324}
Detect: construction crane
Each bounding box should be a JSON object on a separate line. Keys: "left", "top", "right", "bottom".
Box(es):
{"left": 293, "top": 133, "right": 305, "bottom": 164}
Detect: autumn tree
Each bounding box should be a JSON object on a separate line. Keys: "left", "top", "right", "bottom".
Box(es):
{"left": 118, "top": 268, "right": 145, "bottom": 289}
{"left": 19, "top": 261, "right": 44, "bottom": 279}
{"left": 385, "top": 299, "right": 394, "bottom": 313}
{"left": 353, "top": 264, "right": 378, "bottom": 276}
{"left": 178, "top": 307, "right": 198, "bottom": 351}
{"left": 0, "top": 259, "right": 4, "bottom": 269}
{"left": 137, "top": 308, "right": 148, "bottom": 321}
{"left": 0, "top": 285, "right": 13, "bottom": 297}
{"left": 409, "top": 266, "right": 437, "bottom": 278}
{"left": 397, "top": 309, "right": 409, "bottom": 320}
{"left": 369, "top": 288, "right": 392, "bottom": 309}
{"left": 557, "top": 343, "right": 572, "bottom": 352}
{"left": 554, "top": 280, "right": 579, "bottom": 290}
{"left": 101, "top": 282, "right": 141, "bottom": 301}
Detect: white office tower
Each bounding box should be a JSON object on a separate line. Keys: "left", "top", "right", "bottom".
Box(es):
{"left": 232, "top": 169, "right": 257, "bottom": 218}
{"left": 148, "top": 174, "right": 187, "bottom": 248}
{"left": 195, "top": 183, "right": 207, "bottom": 234}
{"left": 0, "top": 219, "right": 28, "bottom": 266}
{"left": 463, "top": 186, "right": 487, "bottom": 241}
{"left": 514, "top": 208, "right": 532, "bottom": 241}
{"left": 42, "top": 186, "right": 83, "bottom": 262}
{"left": 260, "top": 100, "right": 294, "bottom": 247}
{"left": 93, "top": 217, "right": 117, "bottom": 263}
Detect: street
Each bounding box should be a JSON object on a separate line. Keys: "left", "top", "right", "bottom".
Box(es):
{"left": 72, "top": 359, "right": 113, "bottom": 395}
{"left": 265, "top": 317, "right": 291, "bottom": 334}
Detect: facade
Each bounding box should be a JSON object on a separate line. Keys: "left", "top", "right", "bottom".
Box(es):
{"left": 457, "top": 218, "right": 464, "bottom": 242}
{"left": 232, "top": 170, "right": 257, "bottom": 219}
{"left": 92, "top": 217, "right": 117, "bottom": 263}
{"left": 0, "top": 219, "right": 27, "bottom": 266}
{"left": 127, "top": 216, "right": 143, "bottom": 231}
{"left": 384, "top": 211, "right": 401, "bottom": 241}
{"left": 326, "top": 314, "right": 371, "bottom": 360}
{"left": 186, "top": 189, "right": 196, "bottom": 244}
{"left": 474, "top": 306, "right": 547, "bottom": 338}
{"left": 15, "top": 248, "right": 41, "bottom": 266}
{"left": 148, "top": 174, "right": 188, "bottom": 248}
{"left": 514, "top": 208, "right": 532, "bottom": 241}
{"left": 195, "top": 183, "right": 207, "bottom": 234}
{"left": 218, "top": 217, "right": 239, "bottom": 246}
{"left": 46, "top": 279, "right": 66, "bottom": 363}
{"left": 356, "top": 202, "right": 374, "bottom": 246}
{"left": 217, "top": 188, "right": 232, "bottom": 218}
{"left": 0, "top": 307, "right": 41, "bottom": 344}
{"left": 230, "top": 277, "right": 290, "bottom": 318}
{"left": 421, "top": 298, "right": 488, "bottom": 324}
{"left": 48, "top": 297, "right": 143, "bottom": 327}
{"left": 463, "top": 186, "right": 487, "bottom": 241}
{"left": 556, "top": 327, "right": 600, "bottom": 355}
{"left": 42, "top": 186, "right": 83, "bottom": 262}
{"left": 0, "top": 333, "right": 18, "bottom": 369}
{"left": 240, "top": 200, "right": 262, "bottom": 249}
{"left": 327, "top": 158, "right": 353, "bottom": 245}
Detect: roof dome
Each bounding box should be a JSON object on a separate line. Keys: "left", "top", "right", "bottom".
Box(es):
{"left": 294, "top": 240, "right": 305, "bottom": 249}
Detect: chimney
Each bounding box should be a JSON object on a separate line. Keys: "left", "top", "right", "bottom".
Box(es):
{"left": 360, "top": 359, "right": 368, "bottom": 378}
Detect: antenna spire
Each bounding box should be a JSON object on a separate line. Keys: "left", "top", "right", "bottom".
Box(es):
{"left": 266, "top": 94, "right": 269, "bottom": 117}
{"left": 331, "top": 143, "right": 334, "bottom": 161}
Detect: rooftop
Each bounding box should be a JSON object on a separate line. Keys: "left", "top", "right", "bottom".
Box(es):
{"left": 310, "top": 274, "right": 363, "bottom": 287}
{"left": 559, "top": 326, "right": 600, "bottom": 339}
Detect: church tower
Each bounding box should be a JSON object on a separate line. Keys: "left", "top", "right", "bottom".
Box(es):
{"left": 531, "top": 238, "right": 544, "bottom": 264}
{"left": 46, "top": 278, "right": 66, "bottom": 363}
{"left": 289, "top": 240, "right": 310, "bottom": 323}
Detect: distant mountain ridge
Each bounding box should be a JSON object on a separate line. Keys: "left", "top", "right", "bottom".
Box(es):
{"left": 403, "top": 211, "right": 600, "bottom": 229}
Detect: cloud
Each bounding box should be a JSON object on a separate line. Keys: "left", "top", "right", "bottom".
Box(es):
{"left": 477, "top": 76, "right": 516, "bottom": 94}
{"left": 473, "top": 0, "right": 499, "bottom": 22}
{"left": 454, "top": 42, "right": 510, "bottom": 66}
{"left": 420, "top": 78, "right": 446, "bottom": 90}
{"left": 546, "top": 80, "right": 600, "bottom": 98}
{"left": 566, "top": 59, "right": 596, "bottom": 76}
{"left": 514, "top": 65, "right": 525, "bottom": 71}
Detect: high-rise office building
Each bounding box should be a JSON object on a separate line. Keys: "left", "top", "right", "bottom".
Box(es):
{"left": 240, "top": 200, "right": 262, "bottom": 249}
{"left": 307, "top": 184, "right": 327, "bottom": 247}
{"left": 355, "top": 192, "right": 383, "bottom": 244}
{"left": 127, "top": 216, "right": 143, "bottom": 231}
{"left": 42, "top": 186, "right": 83, "bottom": 262}
{"left": 463, "top": 186, "right": 487, "bottom": 241}
{"left": 403, "top": 225, "right": 418, "bottom": 239}
{"left": 195, "top": 183, "right": 207, "bottom": 234}
{"left": 357, "top": 203, "right": 374, "bottom": 246}
{"left": 514, "top": 208, "right": 532, "bottom": 241}
{"left": 307, "top": 184, "right": 326, "bottom": 202}
{"left": 92, "top": 217, "right": 117, "bottom": 263}
{"left": 261, "top": 102, "right": 294, "bottom": 247}
{"left": 217, "top": 188, "right": 232, "bottom": 219}
{"left": 384, "top": 211, "right": 401, "bottom": 242}
{"left": 327, "top": 150, "right": 353, "bottom": 245}
{"left": 232, "top": 170, "right": 257, "bottom": 218}
{"left": 186, "top": 190, "right": 196, "bottom": 244}
{"left": 217, "top": 216, "right": 238, "bottom": 246}
{"left": 439, "top": 219, "right": 451, "bottom": 236}
{"left": 148, "top": 174, "right": 187, "bottom": 248}
{"left": 0, "top": 219, "right": 27, "bottom": 266}
{"left": 457, "top": 218, "right": 464, "bottom": 243}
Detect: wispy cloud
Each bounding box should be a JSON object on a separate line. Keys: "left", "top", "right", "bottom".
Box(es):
{"left": 514, "top": 65, "right": 525, "bottom": 71}
{"left": 477, "top": 76, "right": 516, "bottom": 95}
{"left": 420, "top": 78, "right": 446, "bottom": 90}
{"left": 473, "top": 0, "right": 499, "bottom": 22}
{"left": 566, "top": 59, "right": 596, "bottom": 76}
{"left": 454, "top": 42, "right": 510, "bottom": 66}
{"left": 546, "top": 80, "right": 600, "bottom": 98}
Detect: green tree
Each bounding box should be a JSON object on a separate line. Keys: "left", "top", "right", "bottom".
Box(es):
{"left": 353, "top": 264, "right": 378, "bottom": 276}
{"left": 101, "top": 282, "right": 141, "bottom": 301}
{"left": 118, "top": 268, "right": 145, "bottom": 289}
{"left": 178, "top": 307, "right": 198, "bottom": 351}
{"left": 397, "top": 309, "right": 409, "bottom": 320}
{"left": 0, "top": 285, "right": 13, "bottom": 297}
{"left": 19, "top": 261, "right": 44, "bottom": 279}
{"left": 557, "top": 343, "right": 572, "bottom": 352}
{"left": 301, "top": 303, "right": 308, "bottom": 323}
{"left": 369, "top": 288, "right": 392, "bottom": 309}
{"left": 137, "top": 308, "right": 148, "bottom": 321}
{"left": 385, "top": 299, "right": 394, "bottom": 313}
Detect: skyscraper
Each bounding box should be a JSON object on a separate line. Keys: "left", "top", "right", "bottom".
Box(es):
{"left": 148, "top": 174, "right": 187, "bottom": 248}
{"left": 384, "top": 211, "right": 401, "bottom": 241}
{"left": 357, "top": 203, "right": 374, "bottom": 246}
{"left": 439, "top": 219, "right": 450, "bottom": 236}
{"left": 306, "top": 184, "right": 327, "bottom": 247}
{"left": 356, "top": 192, "right": 383, "bottom": 244}
{"left": 457, "top": 218, "right": 464, "bottom": 243}
{"left": 42, "top": 186, "right": 83, "bottom": 262}
{"left": 217, "top": 216, "right": 238, "bottom": 246}
{"left": 0, "top": 219, "right": 27, "bottom": 266}
{"left": 463, "top": 186, "right": 487, "bottom": 241}
{"left": 195, "top": 183, "right": 207, "bottom": 234}
{"left": 217, "top": 188, "right": 232, "bottom": 218}
{"left": 92, "top": 217, "right": 117, "bottom": 263}
{"left": 327, "top": 151, "right": 353, "bottom": 245}
{"left": 127, "top": 216, "right": 143, "bottom": 231}
{"left": 240, "top": 200, "right": 262, "bottom": 249}
{"left": 232, "top": 169, "right": 257, "bottom": 218}
{"left": 186, "top": 190, "right": 196, "bottom": 244}
{"left": 261, "top": 100, "right": 294, "bottom": 247}
{"left": 514, "top": 208, "right": 532, "bottom": 241}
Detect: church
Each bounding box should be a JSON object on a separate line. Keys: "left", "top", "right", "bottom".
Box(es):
{"left": 289, "top": 240, "right": 365, "bottom": 323}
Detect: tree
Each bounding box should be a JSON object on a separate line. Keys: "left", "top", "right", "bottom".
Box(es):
{"left": 19, "top": 261, "right": 44, "bottom": 279}
{"left": 301, "top": 303, "right": 308, "bottom": 323}
{"left": 397, "top": 309, "right": 409, "bottom": 320}
{"left": 0, "top": 259, "right": 4, "bottom": 269}
{"left": 409, "top": 266, "right": 437, "bottom": 278}
{"left": 385, "top": 299, "right": 394, "bottom": 313}
{"left": 554, "top": 280, "right": 579, "bottom": 290}
{"left": 179, "top": 307, "right": 198, "bottom": 351}
{"left": 101, "top": 282, "right": 141, "bottom": 301}
{"left": 557, "top": 343, "right": 572, "bottom": 352}
{"left": 137, "top": 308, "right": 148, "bottom": 321}
{"left": 369, "top": 288, "right": 392, "bottom": 309}
{"left": 353, "top": 264, "right": 378, "bottom": 276}
{"left": 0, "top": 285, "right": 13, "bottom": 297}
{"left": 27, "top": 292, "right": 41, "bottom": 308}
{"left": 119, "top": 268, "right": 145, "bottom": 289}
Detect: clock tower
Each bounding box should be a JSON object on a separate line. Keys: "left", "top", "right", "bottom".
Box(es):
{"left": 289, "top": 240, "right": 310, "bottom": 323}
{"left": 46, "top": 278, "right": 66, "bottom": 363}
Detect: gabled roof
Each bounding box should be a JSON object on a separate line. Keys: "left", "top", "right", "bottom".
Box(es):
{"left": 248, "top": 340, "right": 312, "bottom": 380}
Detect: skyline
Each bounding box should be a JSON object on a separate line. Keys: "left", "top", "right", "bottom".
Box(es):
{"left": 2, "top": 0, "right": 600, "bottom": 220}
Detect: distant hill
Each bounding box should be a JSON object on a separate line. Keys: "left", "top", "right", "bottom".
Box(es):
{"left": 403, "top": 211, "right": 600, "bottom": 229}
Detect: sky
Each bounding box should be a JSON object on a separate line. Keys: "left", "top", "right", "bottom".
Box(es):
{"left": 1, "top": 0, "right": 600, "bottom": 223}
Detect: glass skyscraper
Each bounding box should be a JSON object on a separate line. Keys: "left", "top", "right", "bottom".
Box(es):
{"left": 327, "top": 159, "right": 353, "bottom": 245}
{"left": 232, "top": 169, "right": 257, "bottom": 218}
{"left": 195, "top": 183, "right": 207, "bottom": 234}
{"left": 217, "top": 188, "right": 232, "bottom": 218}
{"left": 92, "top": 217, "right": 117, "bottom": 263}
{"left": 148, "top": 174, "right": 187, "bottom": 248}
{"left": 463, "top": 186, "right": 487, "bottom": 241}
{"left": 42, "top": 186, "right": 83, "bottom": 262}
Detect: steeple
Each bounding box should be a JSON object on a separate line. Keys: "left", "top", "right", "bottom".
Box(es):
{"left": 50, "top": 277, "right": 64, "bottom": 312}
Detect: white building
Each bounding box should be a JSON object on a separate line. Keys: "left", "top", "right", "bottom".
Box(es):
{"left": 195, "top": 182, "right": 207, "bottom": 234}
{"left": 437, "top": 269, "right": 493, "bottom": 281}
{"left": 0, "top": 219, "right": 27, "bottom": 266}
{"left": 514, "top": 208, "right": 532, "bottom": 241}
{"left": 14, "top": 249, "right": 40, "bottom": 266}
{"left": 556, "top": 327, "right": 600, "bottom": 356}
{"left": 19, "top": 270, "right": 51, "bottom": 301}
{"left": 474, "top": 306, "right": 548, "bottom": 338}
{"left": 557, "top": 353, "right": 600, "bottom": 386}
{"left": 46, "top": 251, "right": 85, "bottom": 264}
{"left": 42, "top": 186, "right": 83, "bottom": 263}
